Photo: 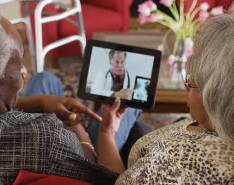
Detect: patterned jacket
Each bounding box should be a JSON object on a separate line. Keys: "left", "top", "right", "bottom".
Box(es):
{"left": 0, "top": 110, "right": 118, "bottom": 185}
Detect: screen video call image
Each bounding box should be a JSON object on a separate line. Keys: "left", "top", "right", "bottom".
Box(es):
{"left": 85, "top": 46, "right": 155, "bottom": 102}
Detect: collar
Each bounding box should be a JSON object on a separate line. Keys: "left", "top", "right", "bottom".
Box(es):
{"left": 111, "top": 70, "right": 125, "bottom": 80}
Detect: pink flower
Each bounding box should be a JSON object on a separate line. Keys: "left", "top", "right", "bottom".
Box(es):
{"left": 138, "top": 0, "right": 157, "bottom": 16}
{"left": 199, "top": 11, "right": 209, "bottom": 21}
{"left": 148, "top": 14, "right": 162, "bottom": 22}
{"left": 138, "top": 13, "right": 148, "bottom": 24}
{"left": 200, "top": 2, "right": 210, "bottom": 11}
{"left": 211, "top": 6, "right": 224, "bottom": 16}
{"left": 159, "top": 0, "right": 174, "bottom": 7}
{"left": 145, "top": 0, "right": 157, "bottom": 11}
{"left": 138, "top": 3, "right": 151, "bottom": 16}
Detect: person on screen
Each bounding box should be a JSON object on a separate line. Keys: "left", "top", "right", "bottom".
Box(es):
{"left": 91, "top": 50, "right": 134, "bottom": 100}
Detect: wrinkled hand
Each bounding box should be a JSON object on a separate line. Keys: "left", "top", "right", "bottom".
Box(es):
{"left": 40, "top": 95, "right": 101, "bottom": 126}
{"left": 113, "top": 88, "right": 133, "bottom": 100}
{"left": 100, "top": 98, "right": 127, "bottom": 135}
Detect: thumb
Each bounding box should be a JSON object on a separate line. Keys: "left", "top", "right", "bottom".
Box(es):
{"left": 58, "top": 106, "right": 77, "bottom": 121}
{"left": 111, "top": 97, "right": 121, "bottom": 112}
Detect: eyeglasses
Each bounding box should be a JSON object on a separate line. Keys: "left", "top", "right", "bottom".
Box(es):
{"left": 184, "top": 73, "right": 198, "bottom": 89}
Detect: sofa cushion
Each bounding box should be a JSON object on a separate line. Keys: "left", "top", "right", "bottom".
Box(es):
{"left": 58, "top": 4, "right": 123, "bottom": 40}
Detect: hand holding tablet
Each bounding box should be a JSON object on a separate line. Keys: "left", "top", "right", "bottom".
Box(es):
{"left": 77, "top": 40, "right": 162, "bottom": 110}
{"left": 112, "top": 88, "right": 134, "bottom": 100}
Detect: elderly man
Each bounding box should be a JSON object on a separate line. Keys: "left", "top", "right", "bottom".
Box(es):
{"left": 0, "top": 16, "right": 119, "bottom": 184}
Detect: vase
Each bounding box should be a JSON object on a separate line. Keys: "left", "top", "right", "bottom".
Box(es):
{"left": 171, "top": 37, "right": 192, "bottom": 88}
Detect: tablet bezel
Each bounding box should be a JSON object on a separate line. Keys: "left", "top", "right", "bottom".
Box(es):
{"left": 77, "top": 40, "right": 162, "bottom": 110}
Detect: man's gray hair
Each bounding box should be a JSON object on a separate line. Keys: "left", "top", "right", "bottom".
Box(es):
{"left": 0, "top": 15, "right": 22, "bottom": 79}
{"left": 0, "top": 21, "right": 11, "bottom": 78}
{"left": 109, "top": 50, "right": 127, "bottom": 60}
{"left": 189, "top": 13, "right": 234, "bottom": 143}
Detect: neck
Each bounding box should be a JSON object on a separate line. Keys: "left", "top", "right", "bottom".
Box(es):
{"left": 111, "top": 70, "right": 125, "bottom": 77}
{"left": 0, "top": 86, "right": 16, "bottom": 113}
{"left": 187, "top": 121, "right": 214, "bottom": 132}
{"left": 0, "top": 101, "right": 11, "bottom": 113}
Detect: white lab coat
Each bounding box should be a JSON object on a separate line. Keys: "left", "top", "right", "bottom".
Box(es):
{"left": 91, "top": 69, "right": 133, "bottom": 97}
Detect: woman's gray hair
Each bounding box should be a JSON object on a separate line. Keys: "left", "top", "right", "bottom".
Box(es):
{"left": 189, "top": 13, "right": 234, "bottom": 143}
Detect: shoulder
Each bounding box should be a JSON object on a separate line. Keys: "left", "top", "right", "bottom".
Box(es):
{"left": 94, "top": 70, "right": 109, "bottom": 80}
{"left": 0, "top": 110, "right": 80, "bottom": 152}
{"left": 0, "top": 109, "right": 62, "bottom": 128}
{"left": 122, "top": 119, "right": 234, "bottom": 184}
{"left": 0, "top": 110, "right": 67, "bottom": 146}
{"left": 99, "top": 70, "right": 109, "bottom": 76}
{"left": 133, "top": 118, "right": 191, "bottom": 145}
{"left": 0, "top": 110, "right": 86, "bottom": 161}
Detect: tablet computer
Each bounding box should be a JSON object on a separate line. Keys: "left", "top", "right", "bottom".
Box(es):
{"left": 77, "top": 40, "right": 162, "bottom": 110}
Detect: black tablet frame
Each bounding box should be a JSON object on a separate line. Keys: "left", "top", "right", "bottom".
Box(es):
{"left": 77, "top": 40, "right": 162, "bottom": 110}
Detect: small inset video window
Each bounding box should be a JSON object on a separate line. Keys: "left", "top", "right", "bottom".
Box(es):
{"left": 132, "top": 76, "right": 150, "bottom": 102}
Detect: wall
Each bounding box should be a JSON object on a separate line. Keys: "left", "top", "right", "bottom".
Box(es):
{"left": 0, "top": 1, "right": 20, "bottom": 20}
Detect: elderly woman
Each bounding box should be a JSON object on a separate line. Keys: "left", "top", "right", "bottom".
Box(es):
{"left": 97, "top": 13, "right": 234, "bottom": 184}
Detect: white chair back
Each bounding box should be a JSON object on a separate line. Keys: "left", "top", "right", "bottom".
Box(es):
{"left": 34, "top": 0, "right": 86, "bottom": 73}
{"left": 0, "top": 0, "right": 36, "bottom": 73}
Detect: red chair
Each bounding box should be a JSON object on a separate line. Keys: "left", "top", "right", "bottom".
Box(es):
{"left": 21, "top": 0, "right": 133, "bottom": 67}
{"left": 13, "top": 170, "right": 91, "bottom": 185}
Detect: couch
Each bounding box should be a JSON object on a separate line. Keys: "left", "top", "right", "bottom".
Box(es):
{"left": 21, "top": 0, "right": 133, "bottom": 62}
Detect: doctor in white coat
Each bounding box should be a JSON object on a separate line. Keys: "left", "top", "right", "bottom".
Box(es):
{"left": 91, "top": 50, "right": 134, "bottom": 100}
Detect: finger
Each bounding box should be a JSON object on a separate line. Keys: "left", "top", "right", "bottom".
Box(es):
{"left": 69, "top": 100, "right": 102, "bottom": 122}
{"left": 111, "top": 97, "right": 121, "bottom": 112}
{"left": 85, "top": 107, "right": 102, "bottom": 122}
{"left": 63, "top": 115, "right": 83, "bottom": 126}
{"left": 55, "top": 104, "right": 76, "bottom": 121}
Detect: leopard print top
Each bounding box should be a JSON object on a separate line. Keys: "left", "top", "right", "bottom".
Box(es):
{"left": 115, "top": 119, "right": 234, "bottom": 184}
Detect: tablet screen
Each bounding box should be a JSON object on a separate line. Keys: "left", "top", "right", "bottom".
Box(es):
{"left": 78, "top": 40, "right": 162, "bottom": 109}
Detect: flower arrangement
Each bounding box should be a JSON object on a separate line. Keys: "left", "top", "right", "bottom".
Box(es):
{"left": 138, "top": 0, "right": 224, "bottom": 63}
